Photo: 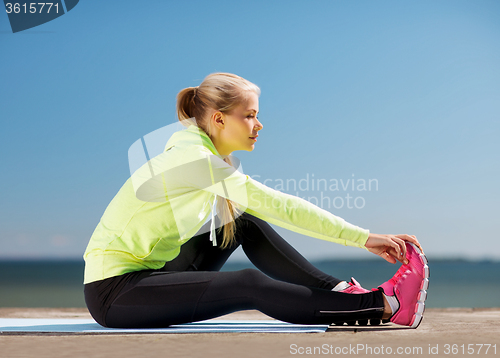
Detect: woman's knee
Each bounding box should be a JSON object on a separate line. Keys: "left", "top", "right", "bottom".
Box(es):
{"left": 233, "top": 268, "right": 270, "bottom": 289}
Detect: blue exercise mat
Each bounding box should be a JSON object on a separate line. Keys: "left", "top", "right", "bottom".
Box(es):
{"left": 0, "top": 318, "right": 329, "bottom": 334}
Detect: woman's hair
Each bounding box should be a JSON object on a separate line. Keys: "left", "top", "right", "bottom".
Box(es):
{"left": 176, "top": 73, "right": 261, "bottom": 249}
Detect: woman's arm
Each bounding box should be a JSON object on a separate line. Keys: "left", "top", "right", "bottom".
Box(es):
{"left": 176, "top": 150, "right": 370, "bottom": 248}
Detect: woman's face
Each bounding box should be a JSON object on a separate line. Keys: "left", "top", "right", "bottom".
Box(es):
{"left": 215, "top": 92, "right": 263, "bottom": 155}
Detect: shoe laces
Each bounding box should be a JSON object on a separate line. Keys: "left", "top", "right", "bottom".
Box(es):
{"left": 340, "top": 278, "right": 370, "bottom": 294}
{"left": 389, "top": 265, "right": 411, "bottom": 286}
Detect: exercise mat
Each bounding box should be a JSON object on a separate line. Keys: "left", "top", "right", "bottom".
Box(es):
{"left": 0, "top": 318, "right": 329, "bottom": 334}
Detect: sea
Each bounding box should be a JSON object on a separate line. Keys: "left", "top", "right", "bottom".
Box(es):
{"left": 0, "top": 259, "right": 499, "bottom": 308}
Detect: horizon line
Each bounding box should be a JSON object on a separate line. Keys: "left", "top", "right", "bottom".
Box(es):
{"left": 0, "top": 256, "right": 499, "bottom": 263}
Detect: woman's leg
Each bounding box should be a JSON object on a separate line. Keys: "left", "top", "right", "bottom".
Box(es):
{"left": 161, "top": 212, "right": 344, "bottom": 290}
{"left": 90, "top": 212, "right": 384, "bottom": 328}
{"left": 103, "top": 268, "right": 385, "bottom": 328}
{"left": 236, "top": 212, "right": 343, "bottom": 290}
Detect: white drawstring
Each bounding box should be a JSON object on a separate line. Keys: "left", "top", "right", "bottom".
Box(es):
{"left": 209, "top": 195, "right": 217, "bottom": 246}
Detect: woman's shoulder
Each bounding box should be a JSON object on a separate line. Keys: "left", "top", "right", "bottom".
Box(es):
{"left": 165, "top": 126, "right": 218, "bottom": 158}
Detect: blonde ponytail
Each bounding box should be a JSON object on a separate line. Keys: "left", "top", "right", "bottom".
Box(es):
{"left": 176, "top": 87, "right": 197, "bottom": 125}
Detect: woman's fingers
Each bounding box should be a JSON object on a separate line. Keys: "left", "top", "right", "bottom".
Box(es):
{"left": 395, "top": 234, "right": 424, "bottom": 253}
{"left": 400, "top": 234, "right": 418, "bottom": 243}
{"left": 366, "top": 233, "right": 424, "bottom": 264}
{"left": 394, "top": 236, "right": 407, "bottom": 262}
{"left": 381, "top": 236, "right": 407, "bottom": 264}
{"left": 387, "top": 243, "right": 407, "bottom": 265}
{"left": 382, "top": 251, "right": 397, "bottom": 264}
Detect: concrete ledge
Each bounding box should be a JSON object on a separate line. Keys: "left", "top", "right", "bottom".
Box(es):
{"left": 0, "top": 308, "right": 498, "bottom": 358}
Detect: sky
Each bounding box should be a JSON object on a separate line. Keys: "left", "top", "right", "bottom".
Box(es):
{"left": 1, "top": 0, "right": 499, "bottom": 262}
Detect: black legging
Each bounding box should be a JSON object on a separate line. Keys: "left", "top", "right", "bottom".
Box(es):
{"left": 84, "top": 212, "right": 385, "bottom": 328}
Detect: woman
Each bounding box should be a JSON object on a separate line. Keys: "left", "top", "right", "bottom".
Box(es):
{"left": 83, "top": 73, "right": 428, "bottom": 329}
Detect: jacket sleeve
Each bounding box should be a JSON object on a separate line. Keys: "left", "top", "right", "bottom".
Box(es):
{"left": 180, "top": 149, "right": 370, "bottom": 249}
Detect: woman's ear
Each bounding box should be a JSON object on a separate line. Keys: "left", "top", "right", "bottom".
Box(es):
{"left": 212, "top": 111, "right": 225, "bottom": 129}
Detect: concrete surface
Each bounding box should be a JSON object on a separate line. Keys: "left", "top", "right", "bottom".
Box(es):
{"left": 0, "top": 308, "right": 499, "bottom": 357}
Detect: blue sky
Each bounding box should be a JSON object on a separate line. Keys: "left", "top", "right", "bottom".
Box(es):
{"left": 1, "top": 0, "right": 499, "bottom": 261}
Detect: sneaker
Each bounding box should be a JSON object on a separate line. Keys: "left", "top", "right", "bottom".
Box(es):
{"left": 377, "top": 242, "right": 429, "bottom": 328}
{"left": 339, "top": 277, "right": 371, "bottom": 294}
{"left": 331, "top": 278, "right": 372, "bottom": 326}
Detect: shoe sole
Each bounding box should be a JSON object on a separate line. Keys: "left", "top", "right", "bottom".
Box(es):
{"left": 406, "top": 243, "right": 429, "bottom": 329}
{"left": 332, "top": 318, "right": 386, "bottom": 326}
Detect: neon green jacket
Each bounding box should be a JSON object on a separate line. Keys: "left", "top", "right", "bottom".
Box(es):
{"left": 83, "top": 124, "right": 370, "bottom": 284}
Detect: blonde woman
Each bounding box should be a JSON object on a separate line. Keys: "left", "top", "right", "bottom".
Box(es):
{"left": 83, "top": 73, "right": 428, "bottom": 329}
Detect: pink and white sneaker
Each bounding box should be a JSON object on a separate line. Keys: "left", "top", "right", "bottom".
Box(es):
{"left": 377, "top": 242, "right": 429, "bottom": 328}
{"left": 339, "top": 277, "right": 371, "bottom": 294}
{"left": 333, "top": 277, "right": 372, "bottom": 326}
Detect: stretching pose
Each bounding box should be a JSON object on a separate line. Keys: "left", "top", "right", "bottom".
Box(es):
{"left": 83, "top": 73, "right": 428, "bottom": 329}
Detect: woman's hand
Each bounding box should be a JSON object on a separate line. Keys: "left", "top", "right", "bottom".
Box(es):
{"left": 364, "top": 233, "right": 422, "bottom": 264}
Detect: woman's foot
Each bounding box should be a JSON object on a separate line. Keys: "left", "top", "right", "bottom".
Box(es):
{"left": 331, "top": 278, "right": 376, "bottom": 326}
{"left": 377, "top": 242, "right": 429, "bottom": 328}
{"left": 333, "top": 277, "right": 371, "bottom": 294}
